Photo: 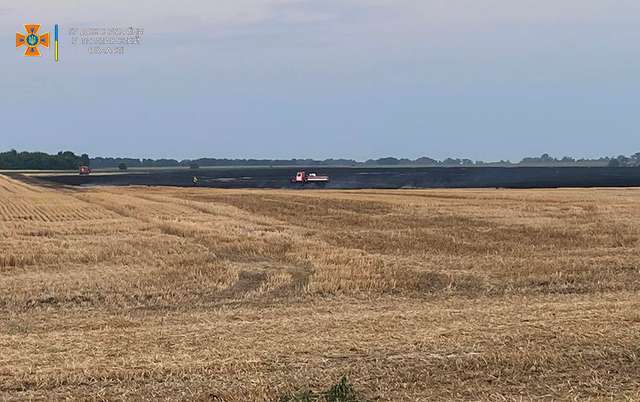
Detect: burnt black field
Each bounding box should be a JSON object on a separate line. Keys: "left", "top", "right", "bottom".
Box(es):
{"left": 27, "top": 166, "right": 640, "bottom": 189}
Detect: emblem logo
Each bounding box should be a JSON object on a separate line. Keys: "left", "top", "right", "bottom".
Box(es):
{"left": 16, "top": 24, "right": 50, "bottom": 57}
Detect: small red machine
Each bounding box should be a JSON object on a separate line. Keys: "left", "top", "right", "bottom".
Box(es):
{"left": 291, "top": 170, "right": 329, "bottom": 184}
{"left": 79, "top": 166, "right": 92, "bottom": 175}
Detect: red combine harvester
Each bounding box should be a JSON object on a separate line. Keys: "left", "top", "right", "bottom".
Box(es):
{"left": 291, "top": 171, "right": 329, "bottom": 186}
{"left": 79, "top": 166, "right": 92, "bottom": 175}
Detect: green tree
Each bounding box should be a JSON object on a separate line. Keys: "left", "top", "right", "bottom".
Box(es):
{"left": 0, "top": 150, "right": 84, "bottom": 170}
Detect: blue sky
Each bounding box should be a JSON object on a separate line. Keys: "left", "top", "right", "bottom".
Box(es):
{"left": 1, "top": 0, "right": 639, "bottom": 161}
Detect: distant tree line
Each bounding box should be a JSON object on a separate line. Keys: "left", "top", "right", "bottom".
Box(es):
{"left": 90, "top": 157, "right": 182, "bottom": 169}
{"left": 90, "top": 153, "right": 640, "bottom": 169}
{"left": 0, "top": 150, "right": 89, "bottom": 170}
{"left": 2, "top": 150, "right": 640, "bottom": 170}
{"left": 89, "top": 157, "right": 361, "bottom": 169}
{"left": 608, "top": 153, "right": 640, "bottom": 167}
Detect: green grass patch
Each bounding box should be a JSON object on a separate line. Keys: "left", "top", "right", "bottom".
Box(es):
{"left": 278, "top": 376, "right": 369, "bottom": 402}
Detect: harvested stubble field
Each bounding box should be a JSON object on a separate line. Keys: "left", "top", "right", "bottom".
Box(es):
{"left": 1, "top": 174, "right": 639, "bottom": 401}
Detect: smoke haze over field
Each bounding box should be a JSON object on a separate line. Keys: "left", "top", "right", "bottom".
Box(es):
{"left": 1, "top": 1, "right": 639, "bottom": 160}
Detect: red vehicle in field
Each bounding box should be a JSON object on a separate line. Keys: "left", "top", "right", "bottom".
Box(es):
{"left": 79, "top": 166, "right": 92, "bottom": 175}
{"left": 291, "top": 170, "right": 329, "bottom": 185}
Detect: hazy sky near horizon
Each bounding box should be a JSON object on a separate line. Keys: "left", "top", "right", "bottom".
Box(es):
{"left": 1, "top": 0, "right": 639, "bottom": 161}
